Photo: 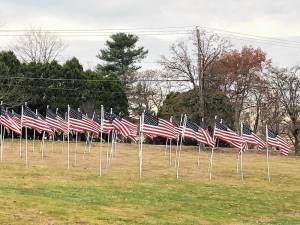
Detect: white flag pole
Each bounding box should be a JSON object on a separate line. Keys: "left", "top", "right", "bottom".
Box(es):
{"left": 176, "top": 114, "right": 187, "bottom": 179}
{"left": 197, "top": 142, "right": 201, "bottom": 167}
{"left": 75, "top": 131, "right": 78, "bottom": 166}
{"left": 174, "top": 114, "right": 183, "bottom": 168}
{"left": 99, "top": 105, "right": 104, "bottom": 176}
{"left": 32, "top": 129, "right": 35, "bottom": 152}
{"left": 197, "top": 118, "right": 205, "bottom": 167}
{"left": 209, "top": 116, "right": 217, "bottom": 181}
{"left": 0, "top": 124, "right": 3, "bottom": 162}
{"left": 51, "top": 134, "right": 54, "bottom": 153}
{"left": 236, "top": 121, "right": 240, "bottom": 174}
{"left": 240, "top": 122, "right": 244, "bottom": 182}
{"left": 41, "top": 131, "right": 45, "bottom": 160}
{"left": 24, "top": 103, "right": 28, "bottom": 167}
{"left": 168, "top": 116, "right": 173, "bottom": 166}
{"left": 20, "top": 106, "right": 23, "bottom": 158}
{"left": 67, "top": 105, "right": 70, "bottom": 169}
{"left": 139, "top": 113, "right": 144, "bottom": 178}
{"left": 266, "top": 125, "right": 271, "bottom": 182}
{"left": 0, "top": 102, "right": 2, "bottom": 161}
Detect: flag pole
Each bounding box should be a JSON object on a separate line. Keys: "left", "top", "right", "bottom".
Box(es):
{"left": 51, "top": 134, "right": 54, "bottom": 153}
{"left": 197, "top": 118, "right": 204, "bottom": 167}
{"left": 67, "top": 105, "right": 70, "bottom": 169}
{"left": 209, "top": 115, "right": 217, "bottom": 181}
{"left": 99, "top": 105, "right": 104, "bottom": 176}
{"left": 32, "top": 129, "right": 35, "bottom": 152}
{"left": 176, "top": 114, "right": 187, "bottom": 179}
{"left": 174, "top": 114, "right": 183, "bottom": 168}
{"left": 24, "top": 103, "right": 28, "bottom": 167}
{"left": 139, "top": 113, "right": 144, "bottom": 178}
{"left": 168, "top": 116, "right": 173, "bottom": 166}
{"left": 197, "top": 142, "right": 201, "bottom": 167}
{"left": 41, "top": 131, "right": 45, "bottom": 160}
{"left": 169, "top": 139, "right": 172, "bottom": 166}
{"left": 0, "top": 102, "right": 2, "bottom": 161}
{"left": 20, "top": 106, "right": 23, "bottom": 158}
{"left": 75, "top": 131, "right": 78, "bottom": 166}
{"left": 0, "top": 124, "right": 3, "bottom": 162}
{"left": 240, "top": 122, "right": 244, "bottom": 182}
{"left": 266, "top": 125, "right": 271, "bottom": 182}
{"left": 106, "top": 130, "right": 110, "bottom": 168}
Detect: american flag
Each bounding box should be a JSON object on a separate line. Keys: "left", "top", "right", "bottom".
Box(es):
{"left": 11, "top": 110, "right": 21, "bottom": 128}
{"left": 241, "top": 123, "right": 266, "bottom": 150}
{"left": 82, "top": 113, "right": 100, "bottom": 134}
{"left": 0, "top": 107, "right": 21, "bottom": 134}
{"left": 142, "top": 114, "right": 176, "bottom": 139}
{"left": 266, "top": 128, "right": 290, "bottom": 155}
{"left": 183, "top": 119, "right": 214, "bottom": 147}
{"left": 112, "top": 116, "right": 137, "bottom": 142}
{"left": 22, "top": 106, "right": 45, "bottom": 132}
{"left": 7, "top": 110, "right": 22, "bottom": 132}
{"left": 56, "top": 110, "right": 68, "bottom": 134}
{"left": 102, "top": 112, "right": 114, "bottom": 134}
{"left": 171, "top": 119, "right": 182, "bottom": 137}
{"left": 214, "top": 121, "right": 246, "bottom": 152}
{"left": 36, "top": 110, "right": 53, "bottom": 134}
{"left": 46, "top": 107, "right": 65, "bottom": 133}
{"left": 68, "top": 107, "right": 85, "bottom": 133}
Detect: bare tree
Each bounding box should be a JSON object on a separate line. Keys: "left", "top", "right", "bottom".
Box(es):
{"left": 128, "top": 70, "right": 168, "bottom": 117}
{"left": 12, "top": 27, "right": 66, "bottom": 63}
{"left": 269, "top": 66, "right": 300, "bottom": 155}
{"left": 160, "top": 29, "right": 230, "bottom": 119}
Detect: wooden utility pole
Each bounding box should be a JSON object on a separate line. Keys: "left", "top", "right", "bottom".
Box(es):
{"left": 196, "top": 26, "right": 205, "bottom": 119}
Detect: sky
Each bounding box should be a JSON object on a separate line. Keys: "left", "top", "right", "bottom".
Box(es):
{"left": 0, "top": 0, "right": 300, "bottom": 70}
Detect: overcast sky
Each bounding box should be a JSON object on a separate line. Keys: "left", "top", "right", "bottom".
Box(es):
{"left": 1, "top": 0, "right": 300, "bottom": 69}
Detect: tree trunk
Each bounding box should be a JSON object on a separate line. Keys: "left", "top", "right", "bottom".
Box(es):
{"left": 253, "top": 102, "right": 260, "bottom": 133}
{"left": 294, "top": 131, "right": 300, "bottom": 155}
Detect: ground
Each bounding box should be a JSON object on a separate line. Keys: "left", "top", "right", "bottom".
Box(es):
{"left": 0, "top": 139, "right": 299, "bottom": 225}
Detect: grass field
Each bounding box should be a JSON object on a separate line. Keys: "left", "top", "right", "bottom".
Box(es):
{"left": 0, "top": 139, "right": 298, "bottom": 225}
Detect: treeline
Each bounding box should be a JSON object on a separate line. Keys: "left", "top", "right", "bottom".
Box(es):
{"left": 0, "top": 28, "right": 300, "bottom": 155}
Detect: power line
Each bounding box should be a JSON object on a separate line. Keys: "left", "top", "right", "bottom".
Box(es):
{"left": 0, "top": 76, "right": 190, "bottom": 82}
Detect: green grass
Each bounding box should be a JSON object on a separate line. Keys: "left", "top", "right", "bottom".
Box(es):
{"left": 0, "top": 140, "right": 298, "bottom": 224}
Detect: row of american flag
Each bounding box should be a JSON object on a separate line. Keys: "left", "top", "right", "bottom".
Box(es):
{"left": 0, "top": 104, "right": 291, "bottom": 155}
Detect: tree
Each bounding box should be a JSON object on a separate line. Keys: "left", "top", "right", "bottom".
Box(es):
{"left": 12, "top": 28, "right": 65, "bottom": 63}
{"left": 159, "top": 88, "right": 235, "bottom": 127}
{"left": 211, "top": 47, "right": 268, "bottom": 130}
{"left": 160, "top": 29, "right": 230, "bottom": 120}
{"left": 268, "top": 67, "right": 300, "bottom": 155}
{"left": 128, "top": 70, "right": 166, "bottom": 117}
{"left": 0, "top": 51, "right": 28, "bottom": 107}
{"left": 97, "top": 32, "right": 148, "bottom": 85}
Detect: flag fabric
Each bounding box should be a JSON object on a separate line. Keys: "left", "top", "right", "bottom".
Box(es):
{"left": 241, "top": 123, "right": 266, "bottom": 150}
{"left": 46, "top": 107, "right": 65, "bottom": 133}
{"left": 266, "top": 128, "right": 291, "bottom": 155}
{"left": 214, "top": 121, "right": 246, "bottom": 152}
{"left": 183, "top": 119, "right": 214, "bottom": 147}
{"left": 112, "top": 116, "right": 137, "bottom": 142}
{"left": 142, "top": 114, "right": 176, "bottom": 139}
{"left": 36, "top": 110, "right": 53, "bottom": 134}
{"left": 11, "top": 110, "right": 21, "bottom": 128}
{"left": 7, "top": 110, "right": 22, "bottom": 132}
{"left": 102, "top": 112, "right": 114, "bottom": 134}
{"left": 82, "top": 113, "right": 100, "bottom": 135}
{"left": 68, "top": 107, "right": 85, "bottom": 133}
{"left": 56, "top": 111, "right": 68, "bottom": 134}
{"left": 0, "top": 107, "right": 21, "bottom": 134}
{"left": 171, "top": 120, "right": 182, "bottom": 137}
{"left": 22, "top": 106, "right": 45, "bottom": 132}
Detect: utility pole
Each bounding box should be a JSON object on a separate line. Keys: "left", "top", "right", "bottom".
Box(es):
{"left": 196, "top": 26, "right": 204, "bottom": 119}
